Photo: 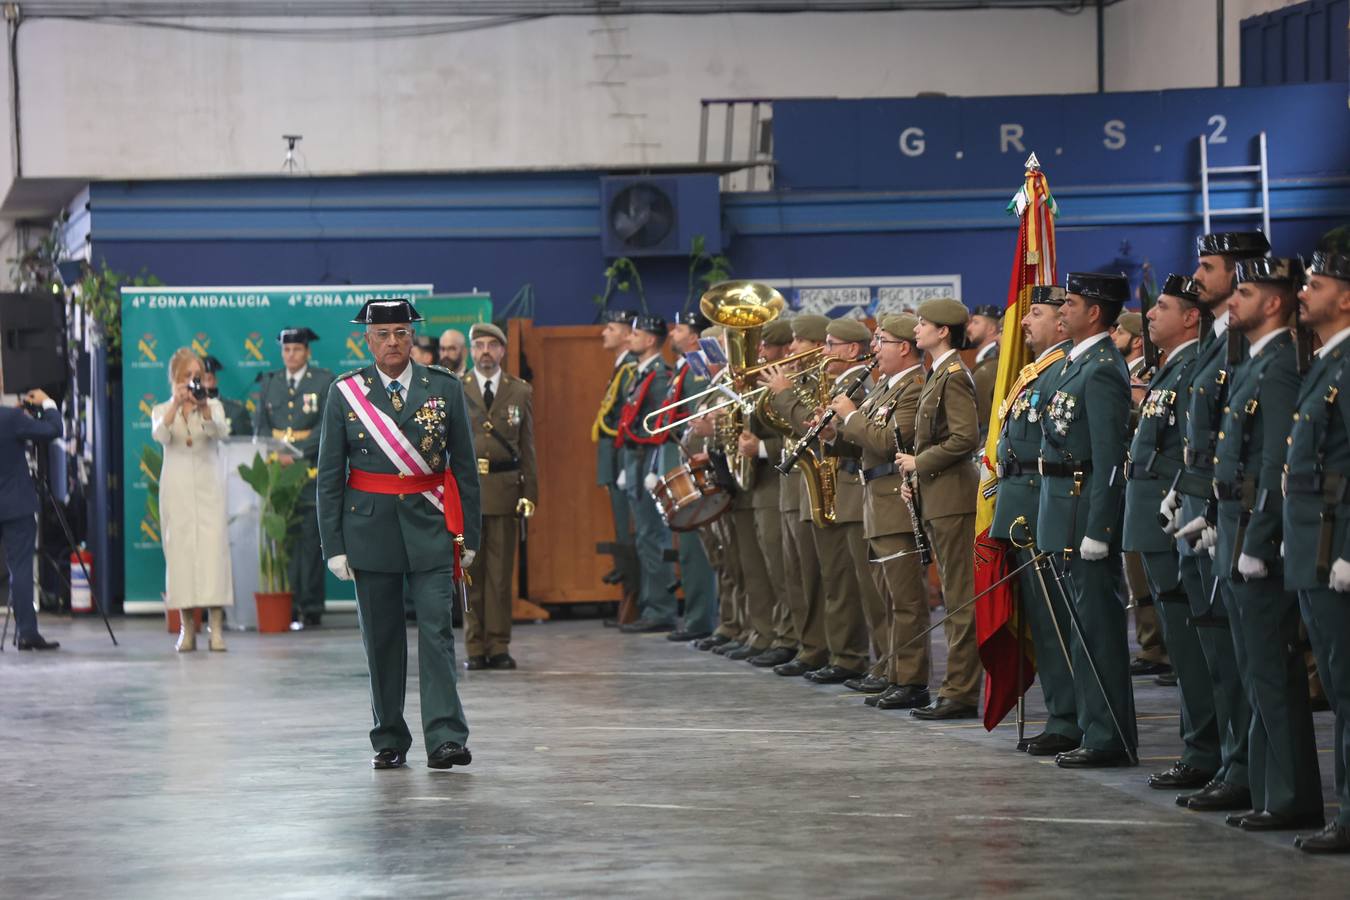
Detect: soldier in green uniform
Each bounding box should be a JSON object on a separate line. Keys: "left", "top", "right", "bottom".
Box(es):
{"left": 1033, "top": 273, "right": 1136, "bottom": 767}
{"left": 592, "top": 310, "right": 640, "bottom": 619}
{"left": 462, "top": 322, "right": 538, "bottom": 670}
{"left": 989, "top": 285, "right": 1079, "bottom": 754}
{"left": 1165, "top": 231, "right": 1269, "bottom": 811}
{"left": 969, "top": 304, "right": 1002, "bottom": 443}
{"left": 1211, "top": 257, "right": 1324, "bottom": 832}
{"left": 1287, "top": 248, "right": 1350, "bottom": 853}
{"left": 898, "top": 298, "right": 982, "bottom": 719}
{"left": 254, "top": 326, "right": 335, "bottom": 627}
{"left": 316, "top": 298, "right": 481, "bottom": 770}
{"left": 1124, "top": 275, "right": 1222, "bottom": 789}
{"left": 199, "top": 355, "right": 252, "bottom": 436}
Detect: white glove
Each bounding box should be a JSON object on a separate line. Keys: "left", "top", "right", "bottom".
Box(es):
{"left": 644, "top": 472, "right": 660, "bottom": 492}
{"left": 327, "top": 554, "right": 353, "bottom": 581}
{"left": 1159, "top": 489, "right": 1180, "bottom": 527}
{"left": 1237, "top": 553, "right": 1268, "bottom": 581}
{"left": 1176, "top": 516, "right": 1208, "bottom": 542}
{"left": 1331, "top": 558, "right": 1350, "bottom": 593}
{"left": 1199, "top": 525, "right": 1217, "bottom": 553}
{"left": 616, "top": 469, "right": 628, "bottom": 489}
{"left": 1079, "top": 536, "right": 1110, "bottom": 561}
{"left": 460, "top": 548, "right": 476, "bottom": 569}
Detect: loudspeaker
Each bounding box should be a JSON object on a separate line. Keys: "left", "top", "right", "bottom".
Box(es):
{"left": 0, "top": 291, "right": 67, "bottom": 397}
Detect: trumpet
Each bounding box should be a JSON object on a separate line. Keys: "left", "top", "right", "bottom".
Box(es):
{"left": 642, "top": 345, "right": 825, "bottom": 435}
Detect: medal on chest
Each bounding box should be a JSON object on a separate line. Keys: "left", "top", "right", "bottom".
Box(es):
{"left": 1048, "top": 390, "right": 1074, "bottom": 435}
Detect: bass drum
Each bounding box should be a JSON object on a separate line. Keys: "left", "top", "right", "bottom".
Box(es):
{"left": 651, "top": 452, "right": 733, "bottom": 532}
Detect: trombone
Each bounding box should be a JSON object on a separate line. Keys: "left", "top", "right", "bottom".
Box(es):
{"left": 641, "top": 345, "right": 825, "bottom": 434}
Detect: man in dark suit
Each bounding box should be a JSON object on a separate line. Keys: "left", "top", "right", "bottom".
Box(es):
{"left": 1, "top": 385, "right": 63, "bottom": 650}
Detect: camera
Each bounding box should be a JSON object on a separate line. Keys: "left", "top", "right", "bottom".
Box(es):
{"left": 186, "top": 377, "right": 208, "bottom": 402}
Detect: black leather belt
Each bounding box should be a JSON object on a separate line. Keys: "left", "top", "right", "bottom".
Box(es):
{"left": 478, "top": 458, "right": 521, "bottom": 475}
{"left": 861, "top": 462, "right": 899, "bottom": 484}
{"left": 1037, "top": 460, "right": 1092, "bottom": 478}
{"left": 997, "top": 461, "right": 1036, "bottom": 478}
{"left": 1285, "top": 472, "right": 1347, "bottom": 500}
{"left": 1183, "top": 445, "right": 1216, "bottom": 467}
{"left": 1126, "top": 461, "right": 1158, "bottom": 480}
{"left": 1213, "top": 480, "right": 1242, "bottom": 501}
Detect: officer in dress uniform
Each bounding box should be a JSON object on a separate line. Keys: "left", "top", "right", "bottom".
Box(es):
{"left": 989, "top": 285, "right": 1079, "bottom": 754}
{"left": 1286, "top": 248, "right": 1350, "bottom": 854}
{"left": 969, "top": 304, "right": 1003, "bottom": 442}
{"left": 315, "top": 298, "right": 480, "bottom": 770}
{"left": 1212, "top": 257, "right": 1324, "bottom": 832}
{"left": 200, "top": 355, "right": 252, "bottom": 436}
{"left": 897, "top": 298, "right": 983, "bottom": 719}
{"left": 254, "top": 327, "right": 335, "bottom": 627}
{"left": 1034, "top": 273, "right": 1137, "bottom": 767}
{"left": 1123, "top": 275, "right": 1223, "bottom": 791}
{"left": 592, "top": 310, "right": 640, "bottom": 619}
{"left": 461, "top": 322, "right": 538, "bottom": 671}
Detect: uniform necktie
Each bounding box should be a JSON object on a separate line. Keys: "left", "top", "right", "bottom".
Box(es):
{"left": 483, "top": 379, "right": 495, "bottom": 411}
{"left": 289, "top": 375, "right": 298, "bottom": 391}
{"left": 389, "top": 380, "right": 404, "bottom": 412}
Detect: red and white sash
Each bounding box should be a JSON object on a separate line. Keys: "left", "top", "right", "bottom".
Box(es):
{"left": 335, "top": 375, "right": 445, "bottom": 514}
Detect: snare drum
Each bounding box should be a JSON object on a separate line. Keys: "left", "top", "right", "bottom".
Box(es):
{"left": 651, "top": 453, "right": 732, "bottom": 531}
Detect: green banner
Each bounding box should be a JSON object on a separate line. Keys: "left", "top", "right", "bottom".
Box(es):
{"left": 120, "top": 285, "right": 494, "bottom": 608}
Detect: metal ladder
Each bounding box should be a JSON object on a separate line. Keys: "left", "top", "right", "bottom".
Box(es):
{"left": 1199, "top": 130, "right": 1271, "bottom": 237}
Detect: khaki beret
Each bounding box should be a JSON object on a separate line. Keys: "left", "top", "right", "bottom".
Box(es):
{"left": 470, "top": 322, "right": 507, "bottom": 345}
{"left": 761, "top": 319, "right": 794, "bottom": 346}
{"left": 878, "top": 313, "right": 917, "bottom": 342}
{"left": 1115, "top": 311, "right": 1143, "bottom": 338}
{"left": 790, "top": 314, "right": 829, "bottom": 343}
{"left": 916, "top": 298, "right": 969, "bottom": 327}
{"left": 826, "top": 317, "right": 872, "bottom": 343}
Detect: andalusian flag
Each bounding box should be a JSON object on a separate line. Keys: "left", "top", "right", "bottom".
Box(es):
{"left": 974, "top": 154, "right": 1059, "bottom": 731}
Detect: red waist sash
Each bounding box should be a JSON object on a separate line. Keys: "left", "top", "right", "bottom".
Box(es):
{"left": 347, "top": 467, "right": 465, "bottom": 540}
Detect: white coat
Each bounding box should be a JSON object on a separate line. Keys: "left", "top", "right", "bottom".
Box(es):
{"left": 152, "top": 398, "right": 234, "bottom": 609}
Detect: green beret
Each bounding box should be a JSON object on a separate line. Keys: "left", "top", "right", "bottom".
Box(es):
{"left": 1115, "top": 311, "right": 1143, "bottom": 338}
{"left": 790, "top": 314, "right": 829, "bottom": 343}
{"left": 916, "top": 298, "right": 969, "bottom": 327}
{"left": 878, "top": 313, "right": 917, "bottom": 342}
{"left": 826, "top": 317, "right": 872, "bottom": 343}
{"left": 761, "top": 319, "right": 794, "bottom": 346}
{"left": 470, "top": 322, "right": 507, "bottom": 345}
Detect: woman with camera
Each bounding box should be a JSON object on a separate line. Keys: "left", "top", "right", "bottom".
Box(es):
{"left": 151, "top": 348, "right": 234, "bottom": 652}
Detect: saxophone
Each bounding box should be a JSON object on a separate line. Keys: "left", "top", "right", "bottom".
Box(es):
{"left": 771, "top": 361, "right": 838, "bottom": 528}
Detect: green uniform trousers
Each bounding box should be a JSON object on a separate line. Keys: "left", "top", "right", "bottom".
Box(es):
{"left": 869, "top": 533, "right": 928, "bottom": 686}
{"left": 1227, "top": 575, "right": 1323, "bottom": 817}
{"left": 1057, "top": 552, "right": 1137, "bottom": 753}
{"left": 850, "top": 526, "right": 889, "bottom": 665}
{"left": 607, "top": 485, "right": 639, "bottom": 589}
{"left": 708, "top": 522, "right": 747, "bottom": 643}
{"left": 811, "top": 521, "right": 870, "bottom": 671}
{"left": 354, "top": 566, "right": 469, "bottom": 755}
{"left": 733, "top": 507, "right": 778, "bottom": 652}
{"left": 924, "top": 512, "right": 982, "bottom": 706}
{"left": 753, "top": 506, "right": 794, "bottom": 652}
{"left": 785, "top": 516, "right": 828, "bottom": 668}
{"left": 289, "top": 485, "right": 325, "bottom": 618}
{"left": 465, "top": 514, "right": 517, "bottom": 658}
{"left": 1015, "top": 547, "right": 1081, "bottom": 741}
{"left": 627, "top": 480, "right": 677, "bottom": 625}
{"left": 677, "top": 528, "right": 718, "bottom": 635}
{"left": 1300, "top": 588, "right": 1350, "bottom": 827}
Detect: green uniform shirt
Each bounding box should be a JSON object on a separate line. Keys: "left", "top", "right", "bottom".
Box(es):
{"left": 991, "top": 340, "right": 1072, "bottom": 543}
{"left": 1122, "top": 340, "right": 1200, "bottom": 553}
{"left": 254, "top": 366, "right": 336, "bottom": 463}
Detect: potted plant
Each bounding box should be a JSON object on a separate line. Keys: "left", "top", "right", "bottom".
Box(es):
{"left": 237, "top": 452, "right": 309, "bottom": 632}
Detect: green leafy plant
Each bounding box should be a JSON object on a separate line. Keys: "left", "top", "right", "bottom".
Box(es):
{"left": 684, "top": 234, "right": 733, "bottom": 314}
{"left": 592, "top": 256, "right": 648, "bottom": 315}
{"left": 236, "top": 453, "right": 309, "bottom": 593}
{"left": 73, "top": 260, "right": 162, "bottom": 363}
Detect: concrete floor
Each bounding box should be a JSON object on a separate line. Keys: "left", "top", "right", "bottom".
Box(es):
{"left": 2, "top": 609, "right": 1346, "bottom": 899}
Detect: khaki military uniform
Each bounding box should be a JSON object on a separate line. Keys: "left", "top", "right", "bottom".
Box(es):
{"left": 972, "top": 342, "right": 999, "bottom": 443}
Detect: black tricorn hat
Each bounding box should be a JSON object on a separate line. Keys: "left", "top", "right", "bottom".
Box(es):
{"left": 1066, "top": 272, "right": 1130, "bottom": 306}
{"left": 200, "top": 354, "right": 224, "bottom": 374}
{"left": 1029, "top": 285, "right": 1067, "bottom": 306}
{"left": 632, "top": 313, "right": 668, "bottom": 339}
{"left": 1308, "top": 250, "right": 1350, "bottom": 282}
{"left": 278, "top": 326, "right": 321, "bottom": 345}
{"left": 673, "top": 308, "right": 712, "bottom": 332}
{"left": 1236, "top": 256, "right": 1303, "bottom": 287}
{"left": 600, "top": 307, "right": 640, "bottom": 325}
{"left": 1196, "top": 231, "right": 1271, "bottom": 259}
{"left": 350, "top": 299, "right": 424, "bottom": 325}
{"left": 970, "top": 304, "right": 1004, "bottom": 320}
{"left": 1159, "top": 273, "right": 1202, "bottom": 304}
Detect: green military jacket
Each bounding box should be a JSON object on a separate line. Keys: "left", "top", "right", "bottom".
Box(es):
{"left": 595, "top": 352, "right": 637, "bottom": 487}
{"left": 1283, "top": 337, "right": 1350, "bottom": 590}
{"left": 914, "top": 351, "right": 980, "bottom": 519}
{"left": 768, "top": 373, "right": 821, "bottom": 519}
{"left": 254, "top": 366, "right": 336, "bottom": 463}
{"left": 618, "top": 354, "right": 672, "bottom": 488}
{"left": 838, "top": 365, "right": 924, "bottom": 540}
{"left": 316, "top": 363, "right": 482, "bottom": 571}
{"left": 1036, "top": 334, "right": 1130, "bottom": 553}
{"left": 219, "top": 396, "right": 252, "bottom": 437}
{"left": 463, "top": 371, "right": 539, "bottom": 518}
{"left": 1211, "top": 330, "right": 1299, "bottom": 576}
{"left": 973, "top": 344, "right": 999, "bottom": 442}
{"left": 1122, "top": 339, "right": 1200, "bottom": 553}
{"left": 990, "top": 340, "right": 1071, "bottom": 543}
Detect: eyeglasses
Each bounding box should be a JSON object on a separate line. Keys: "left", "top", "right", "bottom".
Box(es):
{"left": 874, "top": 337, "right": 908, "bottom": 346}
{"left": 369, "top": 328, "right": 414, "bottom": 344}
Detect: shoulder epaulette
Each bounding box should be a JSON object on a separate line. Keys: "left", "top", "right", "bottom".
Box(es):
{"left": 338, "top": 368, "right": 367, "bottom": 382}
{"left": 425, "top": 364, "right": 458, "bottom": 378}
{"left": 946, "top": 362, "right": 962, "bottom": 375}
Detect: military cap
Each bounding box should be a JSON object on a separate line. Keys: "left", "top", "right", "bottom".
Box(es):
{"left": 1030, "top": 285, "right": 1067, "bottom": 306}
{"left": 878, "top": 313, "right": 918, "bottom": 342}
{"left": 970, "top": 304, "right": 1004, "bottom": 320}
{"left": 600, "top": 307, "right": 640, "bottom": 325}
{"left": 761, "top": 319, "right": 794, "bottom": 346}
{"left": 1307, "top": 250, "right": 1350, "bottom": 282}
{"left": 200, "top": 354, "right": 225, "bottom": 374}
{"left": 916, "top": 297, "right": 969, "bottom": 327}
{"left": 631, "top": 313, "right": 668, "bottom": 339}
{"left": 278, "top": 326, "right": 320, "bottom": 345}
{"left": 1159, "top": 273, "right": 1201, "bottom": 304}
{"left": 470, "top": 322, "right": 507, "bottom": 345}
{"left": 1066, "top": 272, "right": 1130, "bottom": 306}
{"left": 1236, "top": 256, "right": 1303, "bottom": 288}
{"left": 826, "top": 317, "right": 872, "bottom": 343}
{"left": 351, "top": 299, "right": 423, "bottom": 325}
{"left": 1115, "top": 311, "right": 1143, "bottom": 338}
{"left": 791, "top": 314, "right": 829, "bottom": 343}
{"left": 1196, "top": 231, "right": 1271, "bottom": 260}
{"left": 673, "top": 308, "right": 712, "bottom": 332}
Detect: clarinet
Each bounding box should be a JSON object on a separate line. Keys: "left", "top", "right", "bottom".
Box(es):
{"left": 895, "top": 424, "right": 933, "bottom": 567}
{"left": 776, "top": 359, "right": 878, "bottom": 475}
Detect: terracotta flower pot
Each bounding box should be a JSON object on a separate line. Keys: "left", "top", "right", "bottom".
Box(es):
{"left": 255, "top": 592, "right": 294, "bottom": 633}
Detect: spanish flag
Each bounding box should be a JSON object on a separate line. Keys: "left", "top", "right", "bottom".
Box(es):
{"left": 974, "top": 154, "right": 1059, "bottom": 731}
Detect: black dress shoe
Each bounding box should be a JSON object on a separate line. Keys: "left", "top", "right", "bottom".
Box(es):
{"left": 1154, "top": 671, "right": 1179, "bottom": 687}
{"left": 303, "top": 612, "right": 323, "bottom": 627}
{"left": 803, "top": 665, "right": 865, "bottom": 685}
{"left": 487, "top": 653, "right": 517, "bottom": 670}
{"left": 1129, "top": 657, "right": 1172, "bottom": 676}
{"left": 1026, "top": 733, "right": 1082, "bottom": 757}
{"left": 372, "top": 749, "right": 406, "bottom": 769}
{"left": 1236, "top": 811, "right": 1325, "bottom": 832}
{"left": 875, "top": 685, "right": 931, "bottom": 710}
{"left": 1055, "top": 746, "right": 1134, "bottom": 768}
{"left": 427, "top": 741, "right": 472, "bottom": 770}
{"left": 749, "top": 647, "right": 796, "bottom": 667}
{"left": 726, "top": 643, "right": 765, "bottom": 661}
{"left": 773, "top": 658, "right": 817, "bottom": 677}
{"left": 619, "top": 618, "right": 675, "bottom": 634}
{"left": 843, "top": 673, "right": 892, "bottom": 694}
{"left": 1148, "top": 761, "right": 1216, "bottom": 790}
{"left": 712, "top": 640, "right": 744, "bottom": 657}
{"left": 695, "top": 634, "right": 731, "bottom": 651}
{"left": 910, "top": 697, "right": 978, "bottom": 720}
{"left": 668, "top": 630, "right": 711, "bottom": 642}
{"left": 1297, "top": 822, "right": 1350, "bottom": 853}
{"left": 602, "top": 568, "right": 623, "bottom": 585}
{"left": 16, "top": 635, "right": 60, "bottom": 651}
{"left": 465, "top": 655, "right": 488, "bottom": 670}
{"left": 1178, "top": 780, "right": 1251, "bottom": 811}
